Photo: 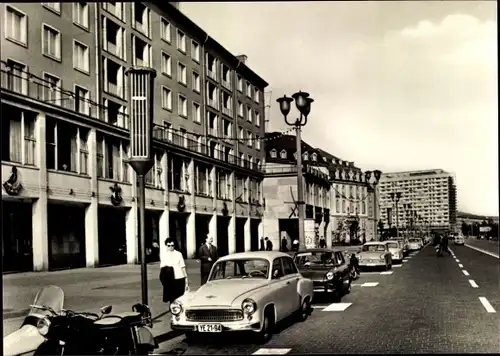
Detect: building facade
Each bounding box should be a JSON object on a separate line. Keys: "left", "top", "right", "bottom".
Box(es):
{"left": 262, "top": 134, "right": 380, "bottom": 249}
{"left": 378, "top": 169, "right": 457, "bottom": 233}
{"left": 1, "top": 2, "right": 268, "bottom": 272}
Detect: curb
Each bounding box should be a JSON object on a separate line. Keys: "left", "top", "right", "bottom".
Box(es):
{"left": 464, "top": 244, "right": 499, "bottom": 259}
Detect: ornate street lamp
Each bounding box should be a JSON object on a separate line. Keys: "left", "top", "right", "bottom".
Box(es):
{"left": 365, "top": 170, "right": 382, "bottom": 240}
{"left": 389, "top": 192, "right": 402, "bottom": 238}
{"left": 276, "top": 91, "right": 314, "bottom": 250}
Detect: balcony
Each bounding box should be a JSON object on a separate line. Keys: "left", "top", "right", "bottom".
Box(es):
{"left": 222, "top": 107, "right": 233, "bottom": 117}
{"left": 207, "top": 69, "right": 218, "bottom": 82}
{"left": 222, "top": 79, "right": 232, "bottom": 90}
{"left": 207, "top": 98, "right": 218, "bottom": 110}
{"left": 134, "top": 22, "right": 149, "bottom": 37}
{"left": 208, "top": 127, "right": 218, "bottom": 137}
{"left": 106, "top": 83, "right": 123, "bottom": 98}
{"left": 105, "top": 42, "right": 123, "bottom": 59}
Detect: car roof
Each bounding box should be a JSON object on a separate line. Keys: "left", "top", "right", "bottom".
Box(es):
{"left": 217, "top": 251, "right": 291, "bottom": 262}
{"left": 364, "top": 241, "right": 386, "bottom": 245}
{"left": 294, "top": 248, "right": 346, "bottom": 254}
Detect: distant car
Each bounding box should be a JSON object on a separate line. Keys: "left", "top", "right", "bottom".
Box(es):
{"left": 454, "top": 236, "right": 465, "bottom": 245}
{"left": 293, "top": 248, "right": 352, "bottom": 301}
{"left": 385, "top": 240, "right": 404, "bottom": 263}
{"left": 169, "top": 251, "right": 314, "bottom": 343}
{"left": 407, "top": 238, "right": 422, "bottom": 251}
{"left": 358, "top": 242, "right": 393, "bottom": 270}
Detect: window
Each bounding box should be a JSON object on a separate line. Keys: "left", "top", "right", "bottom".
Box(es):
{"left": 303, "top": 152, "right": 309, "bottom": 161}
{"left": 145, "top": 150, "right": 164, "bottom": 188}
{"left": 192, "top": 71, "right": 200, "bottom": 92}
{"left": 104, "top": 98, "right": 127, "bottom": 128}
{"left": 73, "top": 2, "right": 89, "bottom": 28}
{"left": 237, "top": 75, "right": 243, "bottom": 92}
{"left": 96, "top": 133, "right": 129, "bottom": 181}
{"left": 222, "top": 119, "right": 232, "bottom": 139}
{"left": 247, "top": 131, "right": 253, "bottom": 147}
{"left": 247, "top": 107, "right": 252, "bottom": 122}
{"left": 74, "top": 85, "right": 90, "bottom": 115}
{"left": 4, "top": 59, "right": 28, "bottom": 95}
{"left": 161, "top": 17, "right": 171, "bottom": 42}
{"left": 238, "top": 127, "right": 244, "bottom": 141}
{"left": 102, "top": 2, "right": 124, "bottom": 21}
{"left": 132, "top": 2, "right": 150, "bottom": 37}
{"left": 132, "top": 35, "right": 151, "bottom": 66}
{"left": 191, "top": 40, "right": 200, "bottom": 61}
{"left": 177, "top": 29, "right": 186, "bottom": 53}
{"left": 254, "top": 88, "right": 260, "bottom": 103}
{"left": 270, "top": 149, "right": 277, "bottom": 158}
{"left": 161, "top": 52, "right": 172, "bottom": 76}
{"left": 246, "top": 81, "right": 252, "bottom": 97}
{"left": 192, "top": 102, "right": 201, "bottom": 122}
{"left": 1, "top": 106, "right": 36, "bottom": 166}
{"left": 43, "top": 3, "right": 61, "bottom": 13}
{"left": 5, "top": 6, "right": 27, "bottom": 45}
{"left": 281, "top": 257, "right": 298, "bottom": 275}
{"left": 162, "top": 87, "right": 172, "bottom": 110}
{"left": 280, "top": 150, "right": 287, "bottom": 159}
{"left": 178, "top": 95, "right": 187, "bottom": 116}
{"left": 216, "top": 169, "right": 230, "bottom": 200}
{"left": 195, "top": 162, "right": 209, "bottom": 195}
{"left": 43, "top": 73, "right": 61, "bottom": 105}
{"left": 73, "top": 40, "right": 90, "bottom": 72}
{"left": 255, "top": 111, "right": 261, "bottom": 127}
{"left": 312, "top": 153, "right": 317, "bottom": 162}
{"left": 177, "top": 62, "right": 187, "bottom": 84}
{"left": 256, "top": 135, "right": 261, "bottom": 150}
{"left": 42, "top": 24, "right": 61, "bottom": 60}
{"left": 168, "top": 155, "right": 186, "bottom": 191}
{"left": 103, "top": 17, "right": 125, "bottom": 59}
{"left": 103, "top": 57, "right": 125, "bottom": 98}
{"left": 238, "top": 102, "right": 243, "bottom": 117}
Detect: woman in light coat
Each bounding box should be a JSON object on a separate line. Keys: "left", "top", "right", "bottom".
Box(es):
{"left": 160, "top": 237, "right": 189, "bottom": 304}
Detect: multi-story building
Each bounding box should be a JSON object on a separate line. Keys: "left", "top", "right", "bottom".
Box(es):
{"left": 378, "top": 169, "right": 457, "bottom": 233}
{"left": 1, "top": 2, "right": 268, "bottom": 272}
{"left": 262, "top": 133, "right": 380, "bottom": 249}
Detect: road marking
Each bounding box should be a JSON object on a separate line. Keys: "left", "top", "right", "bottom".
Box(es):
{"left": 380, "top": 271, "right": 394, "bottom": 275}
{"left": 253, "top": 348, "right": 292, "bottom": 355}
{"left": 462, "top": 270, "right": 470, "bottom": 276}
{"left": 392, "top": 264, "right": 402, "bottom": 267}
{"left": 360, "top": 271, "right": 383, "bottom": 275}
{"left": 402, "top": 260, "right": 408, "bottom": 263}
{"left": 465, "top": 244, "right": 499, "bottom": 259}
{"left": 468, "top": 279, "right": 479, "bottom": 288}
{"left": 311, "top": 305, "right": 329, "bottom": 309}
{"left": 455, "top": 259, "right": 460, "bottom": 262}
{"left": 323, "top": 302, "right": 352, "bottom": 311}
{"left": 479, "top": 297, "right": 496, "bottom": 313}
{"left": 361, "top": 282, "right": 379, "bottom": 287}
{"left": 458, "top": 264, "right": 463, "bottom": 268}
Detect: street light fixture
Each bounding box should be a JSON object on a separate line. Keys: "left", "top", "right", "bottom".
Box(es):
{"left": 389, "top": 192, "right": 402, "bottom": 238}
{"left": 277, "top": 91, "right": 314, "bottom": 250}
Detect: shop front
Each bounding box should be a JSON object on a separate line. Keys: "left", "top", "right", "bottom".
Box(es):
{"left": 2, "top": 200, "right": 33, "bottom": 272}
{"left": 98, "top": 206, "right": 127, "bottom": 266}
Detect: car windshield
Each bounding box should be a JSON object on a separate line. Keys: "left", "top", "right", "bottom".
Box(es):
{"left": 409, "top": 239, "right": 420, "bottom": 243}
{"left": 362, "top": 244, "right": 386, "bottom": 252}
{"left": 295, "top": 251, "right": 336, "bottom": 267}
{"left": 387, "top": 242, "right": 399, "bottom": 249}
{"left": 209, "top": 258, "right": 270, "bottom": 280}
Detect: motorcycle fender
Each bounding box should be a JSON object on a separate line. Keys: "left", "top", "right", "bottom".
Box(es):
{"left": 3, "top": 325, "right": 45, "bottom": 356}
{"left": 137, "top": 326, "right": 157, "bottom": 348}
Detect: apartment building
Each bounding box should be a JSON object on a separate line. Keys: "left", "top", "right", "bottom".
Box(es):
{"left": 262, "top": 134, "right": 380, "bottom": 249}
{"left": 1, "top": 2, "right": 268, "bottom": 272}
{"left": 378, "top": 169, "right": 457, "bottom": 232}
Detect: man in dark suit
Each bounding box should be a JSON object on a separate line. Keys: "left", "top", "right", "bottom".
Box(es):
{"left": 198, "top": 235, "right": 218, "bottom": 285}
{"left": 265, "top": 237, "right": 273, "bottom": 251}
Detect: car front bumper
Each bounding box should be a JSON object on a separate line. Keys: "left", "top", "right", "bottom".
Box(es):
{"left": 171, "top": 315, "right": 262, "bottom": 333}
{"left": 359, "top": 260, "right": 385, "bottom": 267}
{"left": 391, "top": 253, "right": 403, "bottom": 261}
{"left": 312, "top": 280, "right": 336, "bottom": 293}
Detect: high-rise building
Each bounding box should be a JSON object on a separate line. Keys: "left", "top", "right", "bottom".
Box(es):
{"left": 378, "top": 169, "right": 457, "bottom": 233}
{"left": 1, "top": 2, "right": 268, "bottom": 272}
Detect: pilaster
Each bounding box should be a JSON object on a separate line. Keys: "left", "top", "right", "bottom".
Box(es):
{"left": 125, "top": 170, "right": 138, "bottom": 264}
{"left": 85, "top": 128, "right": 99, "bottom": 267}
{"left": 244, "top": 217, "right": 251, "bottom": 251}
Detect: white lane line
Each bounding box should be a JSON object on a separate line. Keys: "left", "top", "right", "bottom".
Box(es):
{"left": 402, "top": 260, "right": 408, "bottom": 263}
{"left": 253, "top": 348, "right": 292, "bottom": 355}
{"left": 462, "top": 270, "right": 470, "bottom": 276}
{"left": 455, "top": 259, "right": 460, "bottom": 262}
{"left": 360, "top": 271, "right": 383, "bottom": 275}
{"left": 479, "top": 297, "right": 496, "bottom": 313}
{"left": 458, "top": 263, "right": 464, "bottom": 268}
{"left": 465, "top": 244, "right": 499, "bottom": 259}
{"left": 323, "top": 302, "right": 352, "bottom": 311}
{"left": 361, "top": 282, "right": 379, "bottom": 287}
{"left": 392, "top": 264, "right": 402, "bottom": 267}
{"left": 311, "top": 305, "right": 328, "bottom": 309}
{"left": 380, "top": 271, "right": 394, "bottom": 275}
{"left": 468, "top": 279, "right": 479, "bottom": 288}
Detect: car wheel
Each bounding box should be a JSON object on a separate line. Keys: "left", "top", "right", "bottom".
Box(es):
{"left": 344, "top": 278, "right": 352, "bottom": 294}
{"left": 296, "top": 297, "right": 311, "bottom": 322}
{"left": 257, "top": 312, "right": 273, "bottom": 344}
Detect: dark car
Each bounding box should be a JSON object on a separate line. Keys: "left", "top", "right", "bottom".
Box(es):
{"left": 292, "top": 248, "right": 352, "bottom": 301}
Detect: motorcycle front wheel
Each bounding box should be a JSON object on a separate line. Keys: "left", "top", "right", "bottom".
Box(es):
{"left": 34, "top": 342, "right": 62, "bottom": 356}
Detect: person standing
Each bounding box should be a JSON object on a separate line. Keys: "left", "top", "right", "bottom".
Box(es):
{"left": 281, "top": 237, "right": 289, "bottom": 252}
{"left": 259, "top": 237, "right": 265, "bottom": 251}
{"left": 199, "top": 235, "right": 218, "bottom": 285}
{"left": 292, "top": 238, "right": 299, "bottom": 252}
{"left": 160, "top": 237, "right": 189, "bottom": 304}
{"left": 265, "top": 237, "right": 273, "bottom": 251}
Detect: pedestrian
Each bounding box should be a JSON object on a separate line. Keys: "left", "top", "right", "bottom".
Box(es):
{"left": 292, "top": 239, "right": 299, "bottom": 252}
{"left": 265, "top": 237, "right": 273, "bottom": 251}
{"left": 440, "top": 235, "right": 451, "bottom": 256}
{"left": 159, "top": 237, "right": 189, "bottom": 304}
{"left": 259, "top": 237, "right": 265, "bottom": 251}
{"left": 281, "top": 237, "right": 289, "bottom": 252}
{"left": 198, "top": 235, "right": 218, "bottom": 285}
{"left": 319, "top": 237, "right": 326, "bottom": 248}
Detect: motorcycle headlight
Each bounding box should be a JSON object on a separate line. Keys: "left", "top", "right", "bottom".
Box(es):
{"left": 37, "top": 317, "right": 51, "bottom": 336}
{"left": 241, "top": 298, "right": 257, "bottom": 315}
{"left": 169, "top": 301, "right": 183, "bottom": 316}
{"left": 326, "top": 271, "right": 334, "bottom": 280}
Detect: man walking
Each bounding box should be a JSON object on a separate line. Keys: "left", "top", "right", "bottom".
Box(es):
{"left": 265, "top": 237, "right": 273, "bottom": 251}
{"left": 439, "top": 234, "right": 451, "bottom": 256}
{"left": 198, "top": 235, "right": 218, "bottom": 285}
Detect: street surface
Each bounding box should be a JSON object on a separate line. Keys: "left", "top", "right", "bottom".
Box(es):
{"left": 3, "top": 243, "right": 499, "bottom": 354}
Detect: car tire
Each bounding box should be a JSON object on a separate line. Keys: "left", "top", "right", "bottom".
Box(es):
{"left": 296, "top": 297, "right": 311, "bottom": 322}
{"left": 344, "top": 278, "right": 352, "bottom": 294}
{"left": 257, "top": 312, "right": 273, "bottom": 344}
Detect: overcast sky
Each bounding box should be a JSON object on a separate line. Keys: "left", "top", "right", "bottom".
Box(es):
{"left": 181, "top": 1, "right": 498, "bottom": 216}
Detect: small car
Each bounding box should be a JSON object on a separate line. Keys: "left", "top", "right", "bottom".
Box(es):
{"left": 385, "top": 240, "right": 404, "bottom": 263}
{"left": 454, "top": 235, "right": 465, "bottom": 245}
{"left": 169, "top": 251, "right": 314, "bottom": 344}
{"left": 407, "top": 238, "right": 422, "bottom": 251}
{"left": 292, "top": 248, "right": 352, "bottom": 301}
{"left": 358, "top": 242, "right": 393, "bottom": 270}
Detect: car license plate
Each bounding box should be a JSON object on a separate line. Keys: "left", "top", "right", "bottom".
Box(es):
{"left": 197, "top": 324, "right": 222, "bottom": 333}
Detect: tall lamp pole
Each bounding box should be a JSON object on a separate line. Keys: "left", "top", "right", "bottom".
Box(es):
{"left": 125, "top": 67, "right": 157, "bottom": 306}
{"left": 364, "top": 170, "right": 382, "bottom": 241}
{"left": 389, "top": 192, "right": 402, "bottom": 238}
{"left": 277, "top": 91, "right": 314, "bottom": 250}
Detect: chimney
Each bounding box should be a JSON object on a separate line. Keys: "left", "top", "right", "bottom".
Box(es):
{"left": 236, "top": 55, "right": 248, "bottom": 64}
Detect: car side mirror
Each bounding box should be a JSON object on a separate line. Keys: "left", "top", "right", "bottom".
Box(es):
{"left": 100, "top": 305, "right": 112, "bottom": 315}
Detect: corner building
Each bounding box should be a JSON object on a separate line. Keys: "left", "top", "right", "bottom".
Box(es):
{"left": 1, "top": 2, "right": 268, "bottom": 272}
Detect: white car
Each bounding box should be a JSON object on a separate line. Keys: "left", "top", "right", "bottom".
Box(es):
{"left": 385, "top": 240, "right": 404, "bottom": 262}
{"left": 454, "top": 236, "right": 465, "bottom": 245}
{"left": 407, "top": 238, "right": 422, "bottom": 251}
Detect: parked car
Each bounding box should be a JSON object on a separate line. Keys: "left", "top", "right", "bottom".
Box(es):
{"left": 358, "top": 242, "right": 393, "bottom": 270}
{"left": 407, "top": 238, "right": 422, "bottom": 251}
{"left": 292, "top": 248, "right": 352, "bottom": 301}
{"left": 169, "top": 251, "right": 314, "bottom": 343}
{"left": 385, "top": 240, "right": 404, "bottom": 263}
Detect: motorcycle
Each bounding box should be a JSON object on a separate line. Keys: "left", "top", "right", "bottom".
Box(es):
{"left": 3, "top": 285, "right": 157, "bottom": 356}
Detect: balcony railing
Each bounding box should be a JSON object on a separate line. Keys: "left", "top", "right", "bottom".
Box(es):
{"left": 222, "top": 107, "right": 232, "bottom": 117}
{"left": 106, "top": 82, "right": 123, "bottom": 98}
{"left": 208, "top": 127, "right": 218, "bottom": 137}
{"left": 222, "top": 79, "right": 232, "bottom": 90}
{"left": 207, "top": 98, "right": 218, "bottom": 110}
{"left": 207, "top": 69, "right": 218, "bottom": 82}
{"left": 105, "top": 42, "right": 123, "bottom": 59}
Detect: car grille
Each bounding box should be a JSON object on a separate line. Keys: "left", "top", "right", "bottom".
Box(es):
{"left": 185, "top": 309, "right": 244, "bottom": 322}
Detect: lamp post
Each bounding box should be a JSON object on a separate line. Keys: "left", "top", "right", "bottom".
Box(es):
{"left": 125, "top": 67, "right": 157, "bottom": 306}
{"left": 276, "top": 91, "right": 314, "bottom": 250}
{"left": 364, "top": 170, "right": 382, "bottom": 241}
{"left": 389, "top": 192, "right": 402, "bottom": 238}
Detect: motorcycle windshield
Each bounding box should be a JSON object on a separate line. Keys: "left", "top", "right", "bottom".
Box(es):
{"left": 28, "top": 285, "right": 64, "bottom": 317}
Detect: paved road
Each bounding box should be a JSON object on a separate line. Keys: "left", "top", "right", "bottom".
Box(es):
{"left": 155, "top": 245, "right": 500, "bottom": 354}
{"left": 463, "top": 238, "right": 499, "bottom": 257}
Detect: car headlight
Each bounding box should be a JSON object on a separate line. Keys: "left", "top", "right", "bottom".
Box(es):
{"left": 37, "top": 317, "right": 51, "bottom": 336}
{"left": 241, "top": 298, "right": 257, "bottom": 315}
{"left": 326, "top": 271, "right": 334, "bottom": 280}
{"left": 169, "top": 301, "right": 183, "bottom": 316}
{"left": 380, "top": 255, "right": 385, "bottom": 260}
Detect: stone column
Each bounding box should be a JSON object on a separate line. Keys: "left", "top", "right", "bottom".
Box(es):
{"left": 304, "top": 219, "right": 316, "bottom": 249}
{"left": 228, "top": 171, "right": 236, "bottom": 254}
{"left": 186, "top": 158, "right": 196, "bottom": 258}
{"left": 209, "top": 166, "right": 217, "bottom": 240}
{"left": 159, "top": 150, "right": 169, "bottom": 263}
{"left": 326, "top": 219, "right": 333, "bottom": 248}
{"left": 125, "top": 170, "right": 138, "bottom": 264}
{"left": 85, "top": 128, "right": 99, "bottom": 267}
{"left": 32, "top": 112, "right": 49, "bottom": 271}
{"left": 244, "top": 217, "right": 251, "bottom": 251}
